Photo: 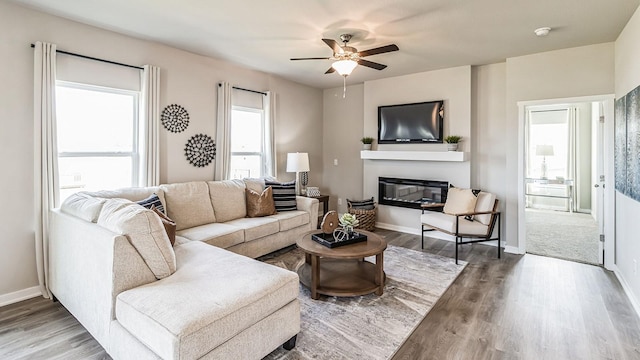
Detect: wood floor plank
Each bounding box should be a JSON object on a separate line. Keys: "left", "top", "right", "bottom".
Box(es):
{"left": 1, "top": 229, "right": 639, "bottom": 360}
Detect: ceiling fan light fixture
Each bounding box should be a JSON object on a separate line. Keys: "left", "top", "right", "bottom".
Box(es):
{"left": 332, "top": 59, "right": 358, "bottom": 76}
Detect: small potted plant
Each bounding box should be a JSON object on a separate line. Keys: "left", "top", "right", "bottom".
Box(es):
{"left": 339, "top": 213, "right": 359, "bottom": 235}
{"left": 361, "top": 137, "right": 374, "bottom": 150}
{"left": 444, "top": 135, "right": 462, "bottom": 151}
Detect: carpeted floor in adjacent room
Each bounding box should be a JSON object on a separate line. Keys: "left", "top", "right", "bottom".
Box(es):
{"left": 525, "top": 208, "right": 599, "bottom": 265}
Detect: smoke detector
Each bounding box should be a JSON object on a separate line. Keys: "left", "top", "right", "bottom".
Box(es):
{"left": 534, "top": 27, "right": 551, "bottom": 37}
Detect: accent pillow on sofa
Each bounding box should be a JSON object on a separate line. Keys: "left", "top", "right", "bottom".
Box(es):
{"left": 265, "top": 180, "right": 297, "bottom": 212}
{"left": 136, "top": 193, "right": 165, "bottom": 214}
{"left": 347, "top": 197, "right": 375, "bottom": 210}
{"left": 245, "top": 187, "right": 277, "bottom": 217}
{"left": 151, "top": 205, "right": 176, "bottom": 246}
{"left": 443, "top": 187, "right": 478, "bottom": 216}
{"left": 474, "top": 192, "right": 497, "bottom": 225}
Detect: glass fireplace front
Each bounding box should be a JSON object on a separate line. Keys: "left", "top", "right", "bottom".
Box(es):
{"left": 378, "top": 177, "right": 449, "bottom": 210}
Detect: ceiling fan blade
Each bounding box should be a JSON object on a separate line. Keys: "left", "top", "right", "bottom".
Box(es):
{"left": 325, "top": 67, "right": 336, "bottom": 74}
{"left": 322, "top": 38, "right": 342, "bottom": 53}
{"left": 357, "top": 59, "right": 387, "bottom": 70}
{"left": 290, "top": 57, "right": 331, "bottom": 61}
{"left": 358, "top": 44, "right": 399, "bottom": 57}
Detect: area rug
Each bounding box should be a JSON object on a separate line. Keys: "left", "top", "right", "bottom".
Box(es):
{"left": 525, "top": 208, "right": 599, "bottom": 265}
{"left": 261, "top": 245, "right": 467, "bottom": 360}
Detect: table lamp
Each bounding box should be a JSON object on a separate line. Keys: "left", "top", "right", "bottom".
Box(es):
{"left": 536, "top": 145, "right": 554, "bottom": 179}
{"left": 286, "top": 152, "right": 310, "bottom": 195}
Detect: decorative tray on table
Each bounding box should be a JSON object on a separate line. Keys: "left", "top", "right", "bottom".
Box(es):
{"left": 311, "top": 231, "right": 368, "bottom": 248}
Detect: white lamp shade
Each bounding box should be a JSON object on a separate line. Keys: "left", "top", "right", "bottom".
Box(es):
{"left": 286, "top": 152, "right": 310, "bottom": 172}
{"left": 536, "top": 145, "right": 554, "bottom": 156}
{"left": 331, "top": 60, "right": 358, "bottom": 76}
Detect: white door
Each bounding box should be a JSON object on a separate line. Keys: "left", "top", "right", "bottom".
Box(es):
{"left": 592, "top": 103, "right": 605, "bottom": 265}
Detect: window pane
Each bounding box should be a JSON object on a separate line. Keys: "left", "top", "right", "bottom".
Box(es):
{"left": 231, "top": 109, "right": 262, "bottom": 152}
{"left": 59, "top": 157, "right": 133, "bottom": 203}
{"left": 230, "top": 155, "right": 262, "bottom": 179}
{"left": 56, "top": 86, "right": 135, "bottom": 152}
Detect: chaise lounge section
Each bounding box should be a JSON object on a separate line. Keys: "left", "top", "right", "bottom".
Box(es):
{"left": 49, "top": 179, "right": 319, "bottom": 359}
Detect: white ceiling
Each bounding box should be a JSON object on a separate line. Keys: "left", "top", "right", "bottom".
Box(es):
{"left": 13, "top": 0, "right": 640, "bottom": 89}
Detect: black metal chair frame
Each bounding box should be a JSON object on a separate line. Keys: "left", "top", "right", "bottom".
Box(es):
{"left": 421, "top": 200, "right": 501, "bottom": 264}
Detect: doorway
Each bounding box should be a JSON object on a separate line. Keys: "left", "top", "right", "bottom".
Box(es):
{"left": 518, "top": 95, "right": 615, "bottom": 268}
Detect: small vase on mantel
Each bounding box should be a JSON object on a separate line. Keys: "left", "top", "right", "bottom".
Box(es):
{"left": 444, "top": 135, "right": 462, "bottom": 152}
{"left": 447, "top": 143, "right": 458, "bottom": 151}
{"left": 362, "top": 144, "right": 372, "bottom": 150}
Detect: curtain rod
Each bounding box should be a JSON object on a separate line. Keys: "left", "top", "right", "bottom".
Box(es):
{"left": 30, "top": 43, "right": 143, "bottom": 70}
{"left": 218, "top": 83, "right": 266, "bottom": 96}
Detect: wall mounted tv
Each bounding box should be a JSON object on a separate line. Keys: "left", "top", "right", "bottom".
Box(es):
{"left": 378, "top": 100, "right": 444, "bottom": 144}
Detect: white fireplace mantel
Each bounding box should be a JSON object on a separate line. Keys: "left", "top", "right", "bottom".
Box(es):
{"left": 360, "top": 150, "right": 468, "bottom": 162}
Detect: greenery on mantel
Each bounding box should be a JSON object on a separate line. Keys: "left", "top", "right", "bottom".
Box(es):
{"left": 361, "top": 137, "right": 374, "bottom": 144}
{"left": 444, "top": 135, "right": 462, "bottom": 144}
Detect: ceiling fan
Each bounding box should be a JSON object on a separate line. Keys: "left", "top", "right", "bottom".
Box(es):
{"left": 290, "top": 34, "right": 399, "bottom": 76}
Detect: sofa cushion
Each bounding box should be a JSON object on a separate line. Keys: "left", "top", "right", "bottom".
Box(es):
{"left": 246, "top": 187, "right": 277, "bottom": 218}
{"left": 443, "top": 187, "right": 478, "bottom": 215}
{"left": 474, "top": 192, "right": 496, "bottom": 225}
{"left": 208, "top": 179, "right": 247, "bottom": 222}
{"left": 269, "top": 211, "right": 310, "bottom": 231}
{"left": 98, "top": 198, "right": 176, "bottom": 279}
{"left": 115, "top": 241, "right": 299, "bottom": 360}
{"left": 265, "top": 180, "right": 297, "bottom": 212}
{"left": 421, "top": 212, "right": 489, "bottom": 236}
{"left": 160, "top": 182, "right": 215, "bottom": 231}
{"left": 136, "top": 193, "right": 165, "bottom": 214}
{"left": 225, "top": 217, "right": 280, "bottom": 242}
{"left": 176, "top": 223, "right": 244, "bottom": 249}
{"left": 60, "top": 192, "right": 107, "bottom": 222}
{"left": 152, "top": 206, "right": 176, "bottom": 246}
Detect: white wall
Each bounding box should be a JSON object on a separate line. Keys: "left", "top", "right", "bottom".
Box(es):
{"left": 614, "top": 5, "right": 640, "bottom": 310}
{"left": 504, "top": 43, "right": 615, "bottom": 248}
{"left": 362, "top": 66, "right": 472, "bottom": 233}
{"left": 322, "top": 84, "right": 364, "bottom": 214}
{"left": 0, "top": 2, "right": 322, "bottom": 300}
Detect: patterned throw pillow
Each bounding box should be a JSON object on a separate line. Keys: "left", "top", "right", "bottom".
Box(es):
{"left": 136, "top": 193, "right": 165, "bottom": 214}
{"left": 265, "top": 180, "right": 297, "bottom": 212}
{"left": 245, "top": 187, "right": 277, "bottom": 217}
{"left": 151, "top": 205, "right": 176, "bottom": 246}
{"left": 347, "top": 197, "right": 375, "bottom": 210}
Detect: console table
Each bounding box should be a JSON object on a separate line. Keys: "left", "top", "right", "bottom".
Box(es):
{"left": 525, "top": 178, "right": 574, "bottom": 212}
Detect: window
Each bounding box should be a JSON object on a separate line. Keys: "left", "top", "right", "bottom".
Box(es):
{"left": 56, "top": 82, "right": 139, "bottom": 202}
{"left": 229, "top": 106, "right": 266, "bottom": 179}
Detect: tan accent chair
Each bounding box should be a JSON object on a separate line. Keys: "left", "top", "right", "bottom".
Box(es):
{"left": 421, "top": 192, "right": 501, "bottom": 264}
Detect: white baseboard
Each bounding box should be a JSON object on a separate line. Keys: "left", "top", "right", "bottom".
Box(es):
{"left": 504, "top": 246, "right": 525, "bottom": 255}
{"left": 0, "top": 286, "right": 42, "bottom": 307}
{"left": 376, "top": 222, "right": 501, "bottom": 247}
{"left": 612, "top": 265, "right": 640, "bottom": 319}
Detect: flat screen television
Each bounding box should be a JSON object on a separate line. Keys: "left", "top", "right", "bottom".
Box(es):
{"left": 378, "top": 100, "right": 444, "bottom": 143}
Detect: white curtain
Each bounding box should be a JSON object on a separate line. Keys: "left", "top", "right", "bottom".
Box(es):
{"left": 33, "top": 41, "right": 58, "bottom": 299}
{"left": 215, "top": 82, "right": 233, "bottom": 180}
{"left": 263, "top": 91, "right": 277, "bottom": 177}
{"left": 140, "top": 65, "right": 161, "bottom": 186}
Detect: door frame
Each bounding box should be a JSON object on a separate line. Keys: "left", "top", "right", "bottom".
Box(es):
{"left": 517, "top": 94, "right": 615, "bottom": 270}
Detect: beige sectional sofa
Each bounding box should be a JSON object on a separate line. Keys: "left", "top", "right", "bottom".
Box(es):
{"left": 49, "top": 179, "right": 319, "bottom": 359}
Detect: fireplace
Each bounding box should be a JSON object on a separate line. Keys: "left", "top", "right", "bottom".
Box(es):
{"left": 378, "top": 177, "right": 449, "bottom": 209}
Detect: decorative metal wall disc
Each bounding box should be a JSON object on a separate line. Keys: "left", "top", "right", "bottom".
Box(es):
{"left": 184, "top": 134, "right": 216, "bottom": 167}
{"left": 161, "top": 104, "right": 190, "bottom": 133}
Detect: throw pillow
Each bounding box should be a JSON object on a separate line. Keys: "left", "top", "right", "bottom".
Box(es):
{"left": 136, "top": 193, "right": 165, "bottom": 214}
{"left": 151, "top": 205, "right": 176, "bottom": 246}
{"left": 347, "top": 197, "right": 375, "bottom": 210}
{"left": 265, "top": 180, "right": 297, "bottom": 212}
{"left": 443, "top": 187, "right": 478, "bottom": 216}
{"left": 245, "top": 187, "right": 277, "bottom": 217}
{"left": 474, "top": 192, "right": 497, "bottom": 225}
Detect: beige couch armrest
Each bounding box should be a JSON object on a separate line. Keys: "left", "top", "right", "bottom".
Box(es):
{"left": 296, "top": 196, "right": 319, "bottom": 230}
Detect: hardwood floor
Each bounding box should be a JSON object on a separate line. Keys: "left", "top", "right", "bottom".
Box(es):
{"left": 1, "top": 230, "right": 639, "bottom": 359}
{"left": 382, "top": 229, "right": 640, "bottom": 360}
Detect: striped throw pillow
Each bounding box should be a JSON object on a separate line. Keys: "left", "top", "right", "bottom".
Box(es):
{"left": 347, "top": 197, "right": 375, "bottom": 210}
{"left": 136, "top": 193, "right": 165, "bottom": 214}
{"left": 265, "top": 180, "right": 297, "bottom": 212}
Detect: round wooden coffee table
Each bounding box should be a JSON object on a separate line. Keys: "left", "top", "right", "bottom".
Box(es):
{"left": 296, "top": 230, "right": 387, "bottom": 300}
